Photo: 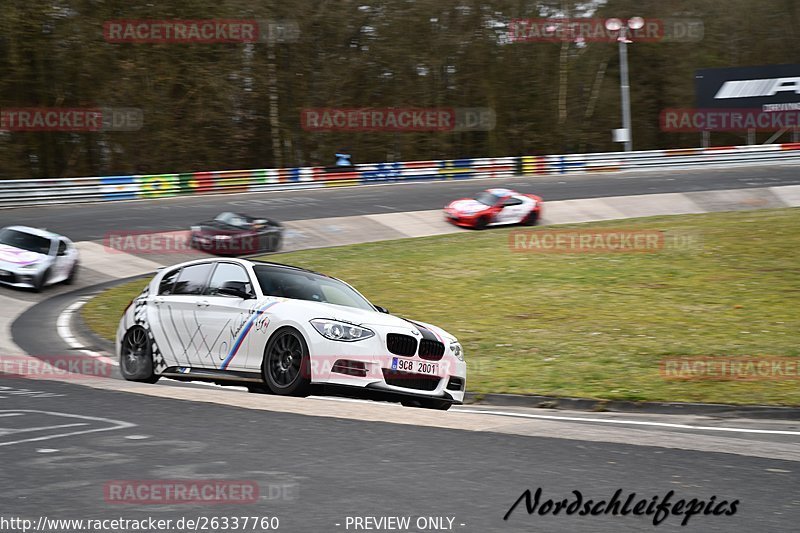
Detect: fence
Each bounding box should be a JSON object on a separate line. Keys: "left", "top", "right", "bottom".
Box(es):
{"left": 1, "top": 143, "right": 799, "bottom": 207}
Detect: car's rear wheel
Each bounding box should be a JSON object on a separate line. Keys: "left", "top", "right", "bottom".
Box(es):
{"left": 120, "top": 326, "right": 160, "bottom": 383}
{"left": 64, "top": 262, "right": 78, "bottom": 285}
{"left": 522, "top": 211, "right": 539, "bottom": 226}
{"left": 267, "top": 233, "right": 283, "bottom": 252}
{"left": 401, "top": 398, "right": 453, "bottom": 411}
{"left": 262, "top": 327, "right": 311, "bottom": 397}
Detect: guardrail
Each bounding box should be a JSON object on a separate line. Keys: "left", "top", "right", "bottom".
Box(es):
{"left": 1, "top": 143, "right": 799, "bottom": 207}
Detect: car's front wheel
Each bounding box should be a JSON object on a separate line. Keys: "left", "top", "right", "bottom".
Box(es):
{"left": 32, "top": 268, "right": 50, "bottom": 292}
{"left": 262, "top": 327, "right": 312, "bottom": 397}
{"left": 119, "top": 326, "right": 160, "bottom": 383}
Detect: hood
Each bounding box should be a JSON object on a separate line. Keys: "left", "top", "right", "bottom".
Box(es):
{"left": 196, "top": 221, "right": 243, "bottom": 233}
{"left": 401, "top": 318, "right": 456, "bottom": 343}
{"left": 0, "top": 244, "right": 48, "bottom": 267}
{"left": 448, "top": 198, "right": 490, "bottom": 215}
{"left": 195, "top": 220, "right": 281, "bottom": 234}
{"left": 265, "top": 298, "right": 455, "bottom": 340}
{"left": 283, "top": 299, "right": 413, "bottom": 329}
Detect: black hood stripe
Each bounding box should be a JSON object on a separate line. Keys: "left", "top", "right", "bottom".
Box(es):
{"left": 404, "top": 319, "right": 440, "bottom": 343}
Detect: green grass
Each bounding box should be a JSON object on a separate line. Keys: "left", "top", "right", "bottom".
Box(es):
{"left": 82, "top": 208, "right": 800, "bottom": 406}
{"left": 82, "top": 278, "right": 149, "bottom": 342}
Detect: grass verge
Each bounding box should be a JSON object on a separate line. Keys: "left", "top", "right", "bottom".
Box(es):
{"left": 83, "top": 208, "right": 800, "bottom": 405}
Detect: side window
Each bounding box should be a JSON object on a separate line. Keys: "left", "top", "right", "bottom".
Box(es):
{"left": 57, "top": 240, "right": 68, "bottom": 256}
{"left": 503, "top": 197, "right": 523, "bottom": 206}
{"left": 158, "top": 268, "right": 181, "bottom": 295}
{"left": 172, "top": 263, "right": 214, "bottom": 295}
{"left": 205, "top": 263, "right": 253, "bottom": 296}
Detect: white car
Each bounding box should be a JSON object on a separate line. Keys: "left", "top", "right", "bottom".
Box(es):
{"left": 0, "top": 226, "right": 79, "bottom": 291}
{"left": 116, "top": 258, "right": 466, "bottom": 410}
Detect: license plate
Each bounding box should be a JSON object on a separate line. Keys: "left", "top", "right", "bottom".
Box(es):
{"left": 391, "top": 357, "right": 438, "bottom": 375}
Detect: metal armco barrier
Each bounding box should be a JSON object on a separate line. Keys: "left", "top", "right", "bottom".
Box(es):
{"left": 1, "top": 143, "right": 799, "bottom": 207}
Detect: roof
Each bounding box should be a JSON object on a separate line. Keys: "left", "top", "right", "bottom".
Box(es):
{"left": 486, "top": 188, "right": 516, "bottom": 196}
{"left": 1, "top": 225, "right": 61, "bottom": 240}
{"left": 158, "top": 257, "right": 328, "bottom": 278}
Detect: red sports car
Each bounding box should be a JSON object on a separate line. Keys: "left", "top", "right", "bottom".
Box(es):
{"left": 444, "top": 188, "right": 542, "bottom": 229}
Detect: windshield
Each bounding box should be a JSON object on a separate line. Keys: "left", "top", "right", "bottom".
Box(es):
{"left": 0, "top": 229, "right": 52, "bottom": 255}
{"left": 214, "top": 212, "right": 251, "bottom": 228}
{"left": 475, "top": 192, "right": 500, "bottom": 206}
{"left": 253, "top": 265, "right": 375, "bottom": 311}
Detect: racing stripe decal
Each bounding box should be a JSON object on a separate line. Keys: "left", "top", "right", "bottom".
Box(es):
{"left": 220, "top": 301, "right": 279, "bottom": 370}
{"left": 405, "top": 319, "right": 444, "bottom": 343}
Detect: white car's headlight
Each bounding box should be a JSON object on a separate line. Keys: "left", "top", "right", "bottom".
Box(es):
{"left": 21, "top": 263, "right": 40, "bottom": 270}
{"left": 310, "top": 319, "right": 374, "bottom": 342}
{"left": 450, "top": 342, "right": 464, "bottom": 361}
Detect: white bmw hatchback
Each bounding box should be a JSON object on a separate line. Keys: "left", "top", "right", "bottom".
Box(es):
{"left": 117, "top": 258, "right": 466, "bottom": 409}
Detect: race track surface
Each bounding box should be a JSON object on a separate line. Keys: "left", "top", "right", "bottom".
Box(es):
{"left": 2, "top": 164, "right": 799, "bottom": 241}
{"left": 2, "top": 164, "right": 799, "bottom": 532}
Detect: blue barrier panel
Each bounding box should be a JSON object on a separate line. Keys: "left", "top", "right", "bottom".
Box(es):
{"left": 100, "top": 176, "right": 139, "bottom": 200}
{"left": 360, "top": 162, "right": 403, "bottom": 183}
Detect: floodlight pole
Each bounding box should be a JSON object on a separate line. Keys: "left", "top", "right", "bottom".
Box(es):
{"left": 618, "top": 26, "right": 633, "bottom": 152}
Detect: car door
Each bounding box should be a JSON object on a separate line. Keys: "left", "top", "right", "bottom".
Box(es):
{"left": 492, "top": 196, "right": 526, "bottom": 225}
{"left": 201, "top": 262, "right": 261, "bottom": 372}
{"left": 149, "top": 262, "right": 215, "bottom": 369}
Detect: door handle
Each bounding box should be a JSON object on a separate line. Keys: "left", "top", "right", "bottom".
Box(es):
{"left": 153, "top": 298, "right": 163, "bottom": 305}
{"left": 197, "top": 300, "right": 209, "bottom": 308}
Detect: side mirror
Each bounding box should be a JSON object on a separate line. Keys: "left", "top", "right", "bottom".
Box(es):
{"left": 375, "top": 305, "right": 390, "bottom": 314}
{"left": 218, "top": 281, "right": 255, "bottom": 300}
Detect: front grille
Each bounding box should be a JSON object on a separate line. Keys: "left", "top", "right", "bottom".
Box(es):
{"left": 418, "top": 339, "right": 445, "bottom": 361}
{"left": 386, "top": 333, "right": 417, "bottom": 357}
{"left": 382, "top": 369, "right": 441, "bottom": 391}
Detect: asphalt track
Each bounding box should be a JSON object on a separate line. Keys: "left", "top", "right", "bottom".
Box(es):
{"left": 2, "top": 164, "right": 799, "bottom": 241}
{"left": 2, "top": 164, "right": 799, "bottom": 532}
{"left": 0, "top": 377, "right": 797, "bottom": 533}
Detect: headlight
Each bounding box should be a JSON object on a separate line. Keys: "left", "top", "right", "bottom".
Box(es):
{"left": 215, "top": 235, "right": 231, "bottom": 240}
{"left": 450, "top": 342, "right": 464, "bottom": 361}
{"left": 310, "top": 319, "right": 374, "bottom": 342}
{"left": 21, "top": 263, "right": 40, "bottom": 270}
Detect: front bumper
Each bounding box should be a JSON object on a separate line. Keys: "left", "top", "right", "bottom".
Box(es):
{"left": 444, "top": 210, "right": 481, "bottom": 228}
{"left": 308, "top": 332, "right": 467, "bottom": 404}
{"left": 0, "top": 265, "right": 43, "bottom": 288}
